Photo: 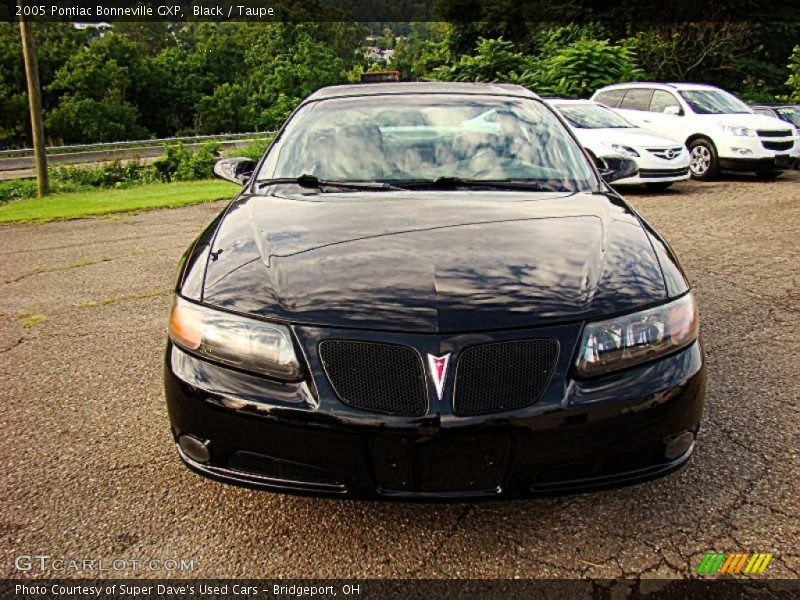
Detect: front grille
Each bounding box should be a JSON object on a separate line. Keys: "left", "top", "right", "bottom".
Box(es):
{"left": 319, "top": 340, "right": 426, "bottom": 416}
{"left": 638, "top": 167, "right": 690, "bottom": 178}
{"left": 757, "top": 129, "right": 793, "bottom": 137}
{"left": 762, "top": 140, "right": 794, "bottom": 151}
{"left": 646, "top": 146, "right": 684, "bottom": 160}
{"left": 453, "top": 339, "right": 558, "bottom": 416}
{"left": 227, "top": 451, "right": 340, "bottom": 485}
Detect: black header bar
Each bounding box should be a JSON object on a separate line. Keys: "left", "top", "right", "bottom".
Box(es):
{"left": 3, "top": 0, "right": 800, "bottom": 23}
{"left": 4, "top": 579, "right": 800, "bottom": 599}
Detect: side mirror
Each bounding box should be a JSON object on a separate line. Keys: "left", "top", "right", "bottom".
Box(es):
{"left": 599, "top": 156, "right": 638, "bottom": 183}
{"left": 663, "top": 105, "right": 682, "bottom": 116}
{"left": 213, "top": 157, "right": 255, "bottom": 185}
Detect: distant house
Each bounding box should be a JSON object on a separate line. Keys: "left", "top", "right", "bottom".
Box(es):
{"left": 364, "top": 47, "right": 395, "bottom": 62}
{"left": 73, "top": 22, "right": 111, "bottom": 38}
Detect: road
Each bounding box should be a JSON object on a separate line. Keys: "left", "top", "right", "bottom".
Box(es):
{"left": 1, "top": 173, "right": 798, "bottom": 579}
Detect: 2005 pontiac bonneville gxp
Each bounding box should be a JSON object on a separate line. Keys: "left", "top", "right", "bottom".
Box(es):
{"left": 165, "top": 82, "right": 706, "bottom": 500}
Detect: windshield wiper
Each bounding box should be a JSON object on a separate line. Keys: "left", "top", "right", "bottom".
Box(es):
{"left": 256, "top": 174, "right": 405, "bottom": 192}
{"left": 400, "top": 177, "right": 560, "bottom": 192}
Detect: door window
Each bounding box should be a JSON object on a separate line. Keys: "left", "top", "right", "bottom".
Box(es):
{"left": 650, "top": 90, "right": 681, "bottom": 114}
{"left": 620, "top": 88, "right": 653, "bottom": 111}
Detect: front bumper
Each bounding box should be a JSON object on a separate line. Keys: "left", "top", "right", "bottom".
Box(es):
{"left": 719, "top": 155, "right": 799, "bottom": 172}
{"left": 614, "top": 167, "right": 690, "bottom": 185}
{"left": 718, "top": 133, "right": 799, "bottom": 170}
{"left": 602, "top": 152, "right": 691, "bottom": 186}
{"left": 165, "top": 322, "right": 706, "bottom": 500}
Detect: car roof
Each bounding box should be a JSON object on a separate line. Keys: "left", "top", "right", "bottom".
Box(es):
{"left": 545, "top": 98, "right": 598, "bottom": 105}
{"left": 304, "top": 82, "right": 540, "bottom": 103}
{"left": 752, "top": 104, "right": 799, "bottom": 109}
{"left": 594, "top": 82, "right": 720, "bottom": 93}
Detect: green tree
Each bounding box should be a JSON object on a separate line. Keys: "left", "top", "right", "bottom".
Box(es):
{"left": 114, "top": 21, "right": 175, "bottom": 56}
{"left": 431, "top": 37, "right": 535, "bottom": 83}
{"left": 46, "top": 97, "right": 148, "bottom": 143}
{"left": 194, "top": 83, "right": 254, "bottom": 134}
{"left": 537, "top": 38, "right": 644, "bottom": 97}
{"left": 428, "top": 35, "right": 643, "bottom": 99}
{"left": 787, "top": 46, "right": 800, "bottom": 102}
{"left": 136, "top": 23, "right": 247, "bottom": 136}
{"left": 0, "top": 23, "right": 27, "bottom": 147}
{"left": 46, "top": 33, "right": 149, "bottom": 143}
{"left": 0, "top": 22, "right": 89, "bottom": 147}
{"left": 391, "top": 23, "right": 449, "bottom": 80}
{"left": 239, "top": 24, "right": 350, "bottom": 130}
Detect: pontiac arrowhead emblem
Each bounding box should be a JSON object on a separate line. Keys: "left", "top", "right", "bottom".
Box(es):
{"left": 427, "top": 353, "right": 451, "bottom": 401}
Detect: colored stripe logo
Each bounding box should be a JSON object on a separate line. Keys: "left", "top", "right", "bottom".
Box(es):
{"left": 697, "top": 552, "right": 773, "bottom": 574}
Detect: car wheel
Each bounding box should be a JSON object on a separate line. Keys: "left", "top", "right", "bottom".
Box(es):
{"left": 645, "top": 182, "right": 674, "bottom": 191}
{"left": 688, "top": 139, "right": 719, "bottom": 180}
{"left": 754, "top": 170, "right": 782, "bottom": 180}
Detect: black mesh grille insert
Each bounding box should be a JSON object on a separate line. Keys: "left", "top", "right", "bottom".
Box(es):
{"left": 453, "top": 339, "right": 559, "bottom": 416}
{"left": 757, "top": 129, "right": 792, "bottom": 137}
{"left": 762, "top": 140, "right": 794, "bottom": 151}
{"left": 227, "top": 451, "right": 340, "bottom": 485}
{"left": 319, "top": 340, "right": 426, "bottom": 416}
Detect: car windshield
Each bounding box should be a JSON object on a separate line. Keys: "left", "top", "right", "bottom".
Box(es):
{"left": 258, "top": 94, "right": 596, "bottom": 192}
{"left": 776, "top": 107, "right": 800, "bottom": 127}
{"left": 555, "top": 103, "right": 634, "bottom": 129}
{"left": 678, "top": 89, "right": 752, "bottom": 115}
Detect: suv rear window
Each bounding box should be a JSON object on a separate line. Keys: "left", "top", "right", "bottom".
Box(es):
{"left": 620, "top": 89, "right": 653, "bottom": 111}
{"left": 594, "top": 89, "right": 625, "bottom": 108}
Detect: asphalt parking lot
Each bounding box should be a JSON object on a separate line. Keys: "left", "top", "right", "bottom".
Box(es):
{"left": 1, "top": 172, "right": 798, "bottom": 580}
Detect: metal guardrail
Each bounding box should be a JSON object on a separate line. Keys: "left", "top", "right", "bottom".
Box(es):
{"left": 0, "top": 131, "right": 275, "bottom": 158}
{"left": 0, "top": 134, "right": 277, "bottom": 180}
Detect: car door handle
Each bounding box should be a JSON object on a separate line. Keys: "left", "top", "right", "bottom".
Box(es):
{"left": 643, "top": 119, "right": 652, "bottom": 123}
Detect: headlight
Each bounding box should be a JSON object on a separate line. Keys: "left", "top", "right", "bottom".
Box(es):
{"left": 719, "top": 123, "right": 755, "bottom": 137}
{"left": 602, "top": 142, "right": 640, "bottom": 157}
{"left": 169, "top": 296, "right": 302, "bottom": 380}
{"left": 575, "top": 293, "right": 698, "bottom": 377}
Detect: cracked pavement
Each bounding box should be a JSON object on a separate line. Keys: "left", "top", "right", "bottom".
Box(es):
{"left": 1, "top": 173, "right": 798, "bottom": 579}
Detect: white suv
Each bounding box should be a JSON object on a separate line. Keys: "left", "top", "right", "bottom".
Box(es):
{"left": 591, "top": 83, "right": 799, "bottom": 180}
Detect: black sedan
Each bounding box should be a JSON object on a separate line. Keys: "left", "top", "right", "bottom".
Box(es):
{"left": 165, "top": 82, "right": 705, "bottom": 499}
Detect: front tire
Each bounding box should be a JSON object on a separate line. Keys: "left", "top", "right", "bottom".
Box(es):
{"left": 688, "top": 138, "right": 719, "bottom": 181}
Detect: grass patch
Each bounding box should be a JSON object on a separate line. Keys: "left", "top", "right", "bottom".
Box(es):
{"left": 74, "top": 290, "right": 170, "bottom": 309}
{"left": 2, "top": 256, "right": 113, "bottom": 284}
{"left": 22, "top": 314, "right": 45, "bottom": 328}
{"left": 0, "top": 180, "right": 238, "bottom": 224}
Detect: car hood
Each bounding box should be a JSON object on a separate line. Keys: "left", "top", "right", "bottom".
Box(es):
{"left": 700, "top": 113, "right": 794, "bottom": 130}
{"left": 574, "top": 127, "right": 683, "bottom": 149}
{"left": 201, "top": 190, "right": 668, "bottom": 333}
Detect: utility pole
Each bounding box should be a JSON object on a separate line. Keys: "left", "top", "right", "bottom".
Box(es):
{"left": 18, "top": 0, "right": 49, "bottom": 196}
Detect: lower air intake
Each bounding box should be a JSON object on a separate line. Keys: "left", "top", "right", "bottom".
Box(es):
{"left": 227, "top": 451, "right": 340, "bottom": 485}
{"left": 319, "top": 340, "right": 427, "bottom": 416}
{"left": 453, "top": 339, "right": 559, "bottom": 416}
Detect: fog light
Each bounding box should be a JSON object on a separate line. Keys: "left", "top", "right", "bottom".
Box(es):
{"left": 178, "top": 434, "right": 210, "bottom": 463}
{"left": 730, "top": 147, "right": 753, "bottom": 156}
{"left": 664, "top": 431, "right": 694, "bottom": 460}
